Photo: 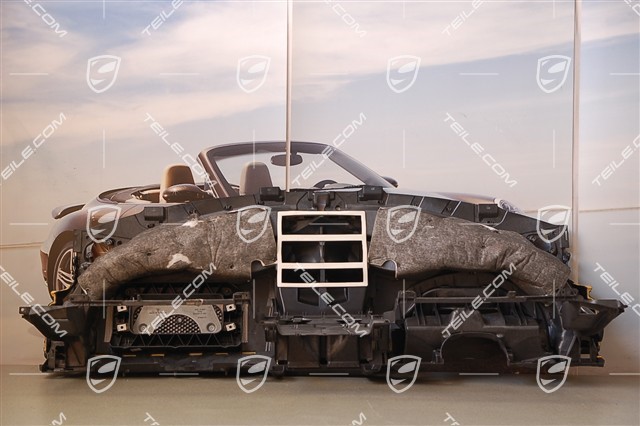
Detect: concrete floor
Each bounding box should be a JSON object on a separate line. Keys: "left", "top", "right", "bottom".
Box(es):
{"left": 1, "top": 365, "right": 638, "bottom": 426}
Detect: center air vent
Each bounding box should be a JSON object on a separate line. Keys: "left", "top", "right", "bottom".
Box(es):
{"left": 277, "top": 211, "right": 368, "bottom": 287}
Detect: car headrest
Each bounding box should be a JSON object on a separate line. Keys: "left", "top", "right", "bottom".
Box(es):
{"left": 160, "top": 164, "right": 195, "bottom": 203}
{"left": 239, "top": 161, "right": 273, "bottom": 195}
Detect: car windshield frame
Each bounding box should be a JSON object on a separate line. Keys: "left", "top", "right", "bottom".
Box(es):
{"left": 199, "top": 141, "right": 392, "bottom": 197}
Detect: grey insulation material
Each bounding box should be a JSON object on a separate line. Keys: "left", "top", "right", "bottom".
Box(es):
{"left": 78, "top": 212, "right": 276, "bottom": 300}
{"left": 368, "top": 208, "right": 570, "bottom": 295}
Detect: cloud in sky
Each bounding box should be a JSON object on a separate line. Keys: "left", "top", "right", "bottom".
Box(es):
{"left": 291, "top": 0, "right": 638, "bottom": 99}
{"left": 2, "top": 2, "right": 287, "bottom": 147}
{"left": 2, "top": 1, "right": 636, "bottom": 147}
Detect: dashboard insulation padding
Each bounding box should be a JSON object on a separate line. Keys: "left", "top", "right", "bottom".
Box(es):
{"left": 78, "top": 211, "right": 276, "bottom": 300}
{"left": 369, "top": 208, "right": 570, "bottom": 295}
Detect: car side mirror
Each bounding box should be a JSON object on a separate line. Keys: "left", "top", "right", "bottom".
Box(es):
{"left": 382, "top": 176, "right": 398, "bottom": 187}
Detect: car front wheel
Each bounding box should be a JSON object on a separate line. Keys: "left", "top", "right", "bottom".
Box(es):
{"left": 49, "top": 242, "right": 75, "bottom": 295}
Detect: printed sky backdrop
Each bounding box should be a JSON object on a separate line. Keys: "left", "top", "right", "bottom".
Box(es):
{"left": 0, "top": 0, "right": 638, "bottom": 369}
{"left": 1, "top": 1, "right": 637, "bottom": 246}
